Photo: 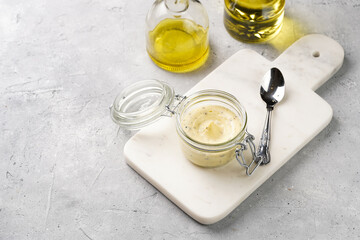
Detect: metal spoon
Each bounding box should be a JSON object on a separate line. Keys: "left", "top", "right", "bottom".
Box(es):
{"left": 256, "top": 67, "right": 285, "bottom": 165}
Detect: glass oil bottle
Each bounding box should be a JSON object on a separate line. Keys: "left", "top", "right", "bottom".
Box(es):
{"left": 146, "top": 0, "right": 209, "bottom": 73}
{"left": 224, "top": 0, "right": 285, "bottom": 43}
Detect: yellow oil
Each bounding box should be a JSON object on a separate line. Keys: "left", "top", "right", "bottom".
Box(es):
{"left": 146, "top": 18, "right": 209, "bottom": 73}
{"left": 224, "top": 0, "right": 285, "bottom": 43}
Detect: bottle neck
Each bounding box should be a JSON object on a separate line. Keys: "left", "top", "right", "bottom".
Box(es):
{"left": 165, "top": 0, "right": 189, "bottom": 13}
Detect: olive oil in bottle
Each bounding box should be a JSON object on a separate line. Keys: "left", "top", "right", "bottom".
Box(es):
{"left": 146, "top": 0, "right": 210, "bottom": 73}
{"left": 147, "top": 18, "right": 209, "bottom": 73}
{"left": 224, "top": 0, "right": 285, "bottom": 43}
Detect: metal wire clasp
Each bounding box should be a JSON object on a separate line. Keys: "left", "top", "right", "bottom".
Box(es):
{"left": 235, "top": 131, "right": 263, "bottom": 176}
{"left": 163, "top": 94, "right": 186, "bottom": 117}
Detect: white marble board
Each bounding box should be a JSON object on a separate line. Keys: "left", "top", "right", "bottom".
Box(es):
{"left": 123, "top": 34, "right": 344, "bottom": 224}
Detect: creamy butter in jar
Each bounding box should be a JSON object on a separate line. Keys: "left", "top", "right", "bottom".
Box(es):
{"left": 111, "top": 80, "right": 259, "bottom": 175}
{"left": 175, "top": 90, "right": 247, "bottom": 167}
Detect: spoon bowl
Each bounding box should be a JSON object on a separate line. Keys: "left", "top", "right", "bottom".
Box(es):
{"left": 260, "top": 68, "right": 285, "bottom": 109}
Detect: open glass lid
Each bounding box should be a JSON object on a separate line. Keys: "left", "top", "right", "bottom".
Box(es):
{"left": 110, "top": 79, "right": 175, "bottom": 130}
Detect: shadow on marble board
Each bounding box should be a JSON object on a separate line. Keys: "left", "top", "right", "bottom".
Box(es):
{"left": 241, "top": 14, "right": 310, "bottom": 61}
{"left": 268, "top": 15, "right": 309, "bottom": 53}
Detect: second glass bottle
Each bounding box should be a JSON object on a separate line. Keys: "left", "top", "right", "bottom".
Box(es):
{"left": 224, "top": 0, "right": 285, "bottom": 43}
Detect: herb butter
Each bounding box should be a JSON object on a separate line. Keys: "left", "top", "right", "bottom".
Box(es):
{"left": 181, "top": 105, "right": 241, "bottom": 144}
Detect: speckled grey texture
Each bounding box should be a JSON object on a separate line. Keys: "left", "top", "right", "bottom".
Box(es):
{"left": 0, "top": 0, "right": 359, "bottom": 239}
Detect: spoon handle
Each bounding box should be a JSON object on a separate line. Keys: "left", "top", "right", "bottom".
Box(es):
{"left": 257, "top": 108, "right": 272, "bottom": 165}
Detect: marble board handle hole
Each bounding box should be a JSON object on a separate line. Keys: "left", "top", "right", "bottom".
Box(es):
{"left": 312, "top": 51, "right": 320, "bottom": 58}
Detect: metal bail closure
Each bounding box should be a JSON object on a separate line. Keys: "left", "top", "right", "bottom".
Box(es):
{"left": 110, "top": 79, "right": 181, "bottom": 130}
{"left": 235, "top": 131, "right": 262, "bottom": 176}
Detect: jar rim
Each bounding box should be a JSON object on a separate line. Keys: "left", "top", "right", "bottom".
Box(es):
{"left": 175, "top": 89, "right": 248, "bottom": 151}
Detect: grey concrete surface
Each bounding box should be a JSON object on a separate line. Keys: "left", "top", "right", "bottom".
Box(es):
{"left": 1, "top": 0, "right": 359, "bottom": 239}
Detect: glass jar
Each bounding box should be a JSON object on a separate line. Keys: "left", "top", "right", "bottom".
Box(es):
{"left": 224, "top": 0, "right": 285, "bottom": 43}
{"left": 175, "top": 90, "right": 248, "bottom": 167}
{"left": 145, "top": 0, "right": 210, "bottom": 73}
{"left": 111, "top": 80, "right": 260, "bottom": 175}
